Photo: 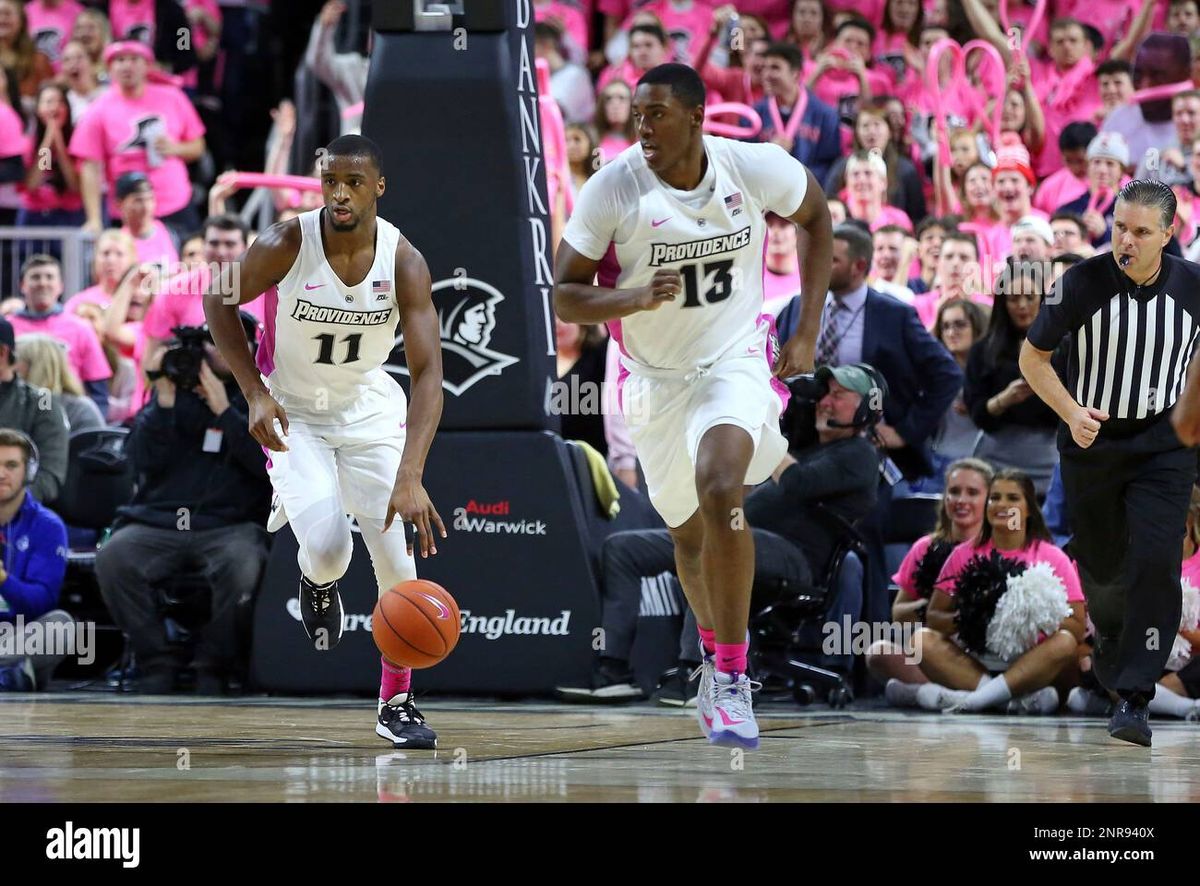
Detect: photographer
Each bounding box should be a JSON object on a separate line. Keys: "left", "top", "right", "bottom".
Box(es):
{"left": 557, "top": 365, "right": 882, "bottom": 703}
{"left": 95, "top": 318, "right": 271, "bottom": 694}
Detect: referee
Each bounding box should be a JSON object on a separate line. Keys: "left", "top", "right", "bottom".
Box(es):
{"left": 1020, "top": 179, "right": 1200, "bottom": 747}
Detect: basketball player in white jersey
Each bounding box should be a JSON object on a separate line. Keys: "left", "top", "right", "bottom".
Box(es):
{"left": 204, "top": 135, "right": 447, "bottom": 749}
{"left": 554, "top": 64, "right": 832, "bottom": 749}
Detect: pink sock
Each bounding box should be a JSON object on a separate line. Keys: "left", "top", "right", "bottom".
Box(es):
{"left": 380, "top": 656, "right": 411, "bottom": 700}
{"left": 697, "top": 626, "right": 717, "bottom": 656}
{"left": 715, "top": 642, "right": 748, "bottom": 676}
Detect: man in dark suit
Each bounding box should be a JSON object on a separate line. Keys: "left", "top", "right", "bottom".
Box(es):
{"left": 777, "top": 223, "right": 962, "bottom": 623}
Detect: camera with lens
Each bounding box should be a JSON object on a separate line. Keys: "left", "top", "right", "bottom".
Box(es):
{"left": 780, "top": 372, "right": 827, "bottom": 451}
{"left": 158, "top": 324, "right": 212, "bottom": 390}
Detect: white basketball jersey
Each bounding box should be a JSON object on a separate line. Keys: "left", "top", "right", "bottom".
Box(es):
{"left": 562, "top": 136, "right": 809, "bottom": 370}
{"left": 257, "top": 208, "right": 402, "bottom": 414}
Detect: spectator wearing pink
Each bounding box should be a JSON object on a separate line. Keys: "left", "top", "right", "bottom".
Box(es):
{"left": 825, "top": 98, "right": 927, "bottom": 223}
{"left": 691, "top": 7, "right": 769, "bottom": 106}
{"left": 592, "top": 79, "right": 637, "bottom": 164}
{"left": 786, "top": 0, "right": 828, "bottom": 62}
{"left": 1009, "top": 215, "right": 1054, "bottom": 262}
{"left": 71, "top": 40, "right": 206, "bottom": 240}
{"left": 873, "top": 0, "right": 923, "bottom": 86}
{"left": 912, "top": 230, "right": 991, "bottom": 329}
{"left": 1096, "top": 59, "right": 1134, "bottom": 126}
{"left": 142, "top": 215, "right": 265, "bottom": 365}
{"left": 115, "top": 171, "right": 179, "bottom": 268}
{"left": 535, "top": 0, "right": 590, "bottom": 64}
{"left": 179, "top": 0, "right": 221, "bottom": 92}
{"left": 0, "top": 67, "right": 27, "bottom": 228}
{"left": 1021, "top": 19, "right": 1103, "bottom": 178}
{"left": 825, "top": 0, "right": 885, "bottom": 28}
{"left": 956, "top": 163, "right": 1008, "bottom": 268}
{"left": 615, "top": 0, "right": 715, "bottom": 66}
{"left": 1001, "top": 56, "right": 1047, "bottom": 165}
{"left": 992, "top": 143, "right": 1044, "bottom": 229}
{"left": 24, "top": 0, "right": 84, "bottom": 71}
{"left": 100, "top": 261, "right": 157, "bottom": 423}
{"left": 842, "top": 149, "right": 912, "bottom": 233}
{"left": 807, "top": 18, "right": 895, "bottom": 122}
{"left": 67, "top": 229, "right": 138, "bottom": 315}
{"left": 911, "top": 470, "right": 1086, "bottom": 714}
{"left": 931, "top": 128, "right": 982, "bottom": 217}
{"left": 60, "top": 39, "right": 104, "bottom": 123}
{"left": 870, "top": 224, "right": 915, "bottom": 303}
{"left": 598, "top": 22, "right": 670, "bottom": 91}
{"left": 755, "top": 42, "right": 844, "bottom": 185}
{"left": 1056, "top": 0, "right": 1165, "bottom": 63}
{"left": 727, "top": 0, "right": 791, "bottom": 39}
{"left": 1104, "top": 35, "right": 1194, "bottom": 177}
{"left": 70, "top": 7, "right": 111, "bottom": 74}
{"left": 18, "top": 83, "right": 85, "bottom": 229}
{"left": 11, "top": 254, "right": 112, "bottom": 416}
{"left": 762, "top": 212, "right": 801, "bottom": 314}
{"left": 1056, "top": 132, "right": 1129, "bottom": 249}
{"left": 1033, "top": 121, "right": 1095, "bottom": 216}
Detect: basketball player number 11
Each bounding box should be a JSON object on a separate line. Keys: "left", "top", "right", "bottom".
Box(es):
{"left": 313, "top": 332, "right": 363, "bottom": 364}
{"left": 678, "top": 260, "right": 735, "bottom": 308}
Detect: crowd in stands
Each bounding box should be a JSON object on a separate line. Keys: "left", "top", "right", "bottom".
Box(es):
{"left": 0, "top": 0, "right": 1197, "bottom": 716}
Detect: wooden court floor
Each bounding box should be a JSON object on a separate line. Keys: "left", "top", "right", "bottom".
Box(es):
{"left": 2, "top": 693, "right": 1199, "bottom": 802}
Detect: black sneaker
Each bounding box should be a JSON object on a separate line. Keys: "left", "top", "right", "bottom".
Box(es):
{"left": 376, "top": 693, "right": 437, "bottom": 749}
{"left": 651, "top": 662, "right": 700, "bottom": 708}
{"left": 555, "top": 657, "right": 643, "bottom": 702}
{"left": 299, "top": 576, "right": 344, "bottom": 649}
{"left": 0, "top": 659, "right": 35, "bottom": 692}
{"left": 1108, "top": 699, "right": 1152, "bottom": 747}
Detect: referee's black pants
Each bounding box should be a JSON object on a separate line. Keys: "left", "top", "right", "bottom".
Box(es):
{"left": 1059, "top": 417, "right": 1197, "bottom": 704}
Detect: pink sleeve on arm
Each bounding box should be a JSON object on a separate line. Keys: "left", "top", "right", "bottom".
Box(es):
{"left": 934, "top": 541, "right": 973, "bottom": 595}
{"left": 68, "top": 104, "right": 105, "bottom": 161}
{"left": 893, "top": 535, "right": 933, "bottom": 601}
{"left": 142, "top": 291, "right": 177, "bottom": 341}
{"left": 1040, "top": 543, "right": 1085, "bottom": 603}
{"left": 76, "top": 323, "right": 114, "bottom": 381}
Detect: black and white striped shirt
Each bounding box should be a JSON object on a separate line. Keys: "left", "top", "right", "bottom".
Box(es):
{"left": 1027, "top": 253, "right": 1200, "bottom": 429}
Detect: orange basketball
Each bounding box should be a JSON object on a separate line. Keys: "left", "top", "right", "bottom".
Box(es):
{"left": 372, "top": 579, "right": 461, "bottom": 668}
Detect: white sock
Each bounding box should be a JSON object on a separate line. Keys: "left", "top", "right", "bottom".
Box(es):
{"left": 1148, "top": 684, "right": 1198, "bottom": 719}
{"left": 1011, "top": 686, "right": 1059, "bottom": 714}
{"left": 916, "top": 682, "right": 969, "bottom": 711}
{"left": 884, "top": 678, "right": 922, "bottom": 707}
{"left": 959, "top": 674, "right": 1012, "bottom": 711}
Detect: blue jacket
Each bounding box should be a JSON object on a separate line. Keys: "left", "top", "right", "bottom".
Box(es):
{"left": 777, "top": 288, "right": 963, "bottom": 474}
{"left": 0, "top": 491, "right": 68, "bottom": 622}
{"left": 751, "top": 90, "right": 843, "bottom": 187}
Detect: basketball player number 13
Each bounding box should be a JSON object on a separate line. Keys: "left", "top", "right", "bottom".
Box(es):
{"left": 678, "top": 260, "right": 735, "bottom": 308}
{"left": 313, "top": 332, "right": 362, "bottom": 364}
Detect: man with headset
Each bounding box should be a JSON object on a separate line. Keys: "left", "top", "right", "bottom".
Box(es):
{"left": 0, "top": 428, "right": 72, "bottom": 691}
{"left": 558, "top": 363, "right": 883, "bottom": 702}
{"left": 0, "top": 318, "right": 68, "bottom": 504}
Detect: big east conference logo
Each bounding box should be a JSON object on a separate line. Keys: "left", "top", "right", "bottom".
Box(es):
{"left": 388, "top": 277, "right": 518, "bottom": 396}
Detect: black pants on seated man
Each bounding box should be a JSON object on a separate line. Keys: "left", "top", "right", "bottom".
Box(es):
{"left": 96, "top": 523, "right": 269, "bottom": 688}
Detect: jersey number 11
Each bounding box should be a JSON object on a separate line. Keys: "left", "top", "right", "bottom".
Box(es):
{"left": 313, "top": 332, "right": 363, "bottom": 365}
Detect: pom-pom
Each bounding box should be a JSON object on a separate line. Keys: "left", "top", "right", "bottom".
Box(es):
{"left": 953, "top": 549, "right": 1026, "bottom": 655}
{"left": 986, "top": 561, "right": 1071, "bottom": 661}
{"left": 911, "top": 538, "right": 957, "bottom": 600}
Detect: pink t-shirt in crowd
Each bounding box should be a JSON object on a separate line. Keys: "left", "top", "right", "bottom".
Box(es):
{"left": 1030, "top": 57, "right": 1102, "bottom": 178}
{"left": 24, "top": 0, "right": 85, "bottom": 69}
{"left": 69, "top": 83, "right": 206, "bottom": 217}
{"left": 597, "top": 59, "right": 647, "bottom": 92}
{"left": 599, "top": 133, "right": 633, "bottom": 164}
{"left": 109, "top": 0, "right": 157, "bottom": 44}
{"left": 845, "top": 201, "right": 913, "bottom": 232}
{"left": 1033, "top": 166, "right": 1089, "bottom": 216}
{"left": 935, "top": 538, "right": 1085, "bottom": 603}
{"left": 179, "top": 0, "right": 222, "bottom": 90}
{"left": 902, "top": 75, "right": 985, "bottom": 130}
{"left": 894, "top": 533, "right": 937, "bottom": 601}
{"left": 1182, "top": 548, "right": 1200, "bottom": 590}
{"left": 1053, "top": 0, "right": 1161, "bottom": 63}
{"left": 123, "top": 219, "right": 179, "bottom": 267}
{"left": 142, "top": 264, "right": 266, "bottom": 341}
{"left": 621, "top": 0, "right": 715, "bottom": 65}
{"left": 536, "top": 1, "right": 591, "bottom": 57}
{"left": 762, "top": 266, "right": 801, "bottom": 303}
{"left": 10, "top": 310, "right": 112, "bottom": 383}
{"left": 810, "top": 65, "right": 895, "bottom": 120}
{"left": 824, "top": 0, "right": 885, "bottom": 26}
{"left": 65, "top": 284, "right": 113, "bottom": 314}
{"left": 20, "top": 140, "right": 83, "bottom": 212}
{"left": 0, "top": 105, "right": 28, "bottom": 161}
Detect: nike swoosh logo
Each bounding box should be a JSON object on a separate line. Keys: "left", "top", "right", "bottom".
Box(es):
{"left": 717, "top": 709, "right": 745, "bottom": 726}
{"left": 305, "top": 283, "right": 325, "bottom": 291}
{"left": 651, "top": 217, "right": 672, "bottom": 227}
{"left": 419, "top": 593, "right": 451, "bottom": 619}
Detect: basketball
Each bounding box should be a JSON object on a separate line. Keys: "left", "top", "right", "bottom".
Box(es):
{"left": 372, "top": 580, "right": 461, "bottom": 669}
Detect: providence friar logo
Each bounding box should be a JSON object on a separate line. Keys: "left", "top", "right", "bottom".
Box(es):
{"left": 388, "top": 276, "right": 519, "bottom": 396}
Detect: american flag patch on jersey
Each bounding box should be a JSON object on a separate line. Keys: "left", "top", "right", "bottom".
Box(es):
{"left": 724, "top": 192, "right": 743, "bottom": 209}
{"left": 372, "top": 280, "right": 391, "bottom": 293}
